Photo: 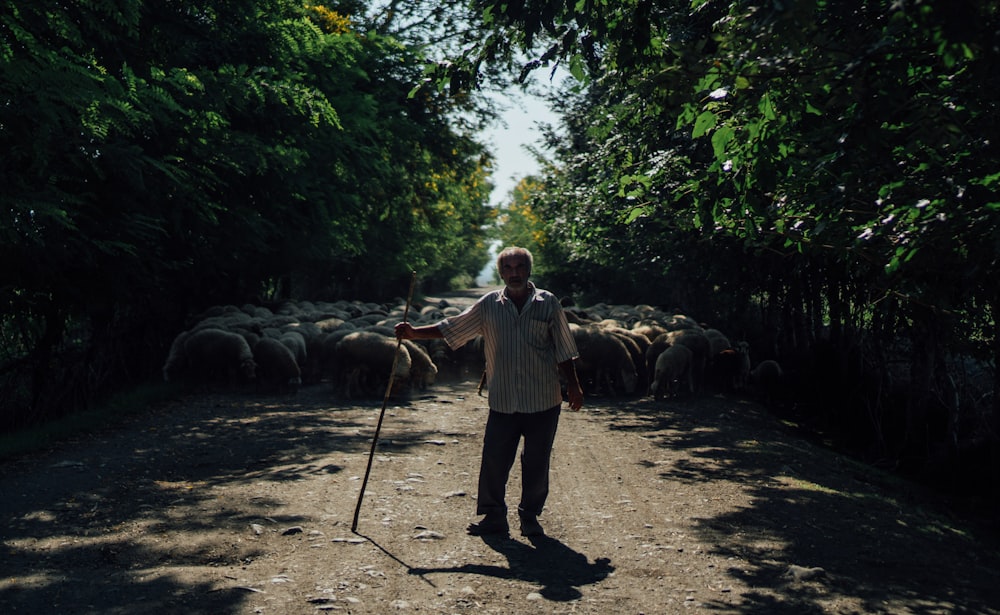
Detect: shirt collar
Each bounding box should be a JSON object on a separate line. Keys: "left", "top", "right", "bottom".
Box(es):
{"left": 498, "top": 281, "right": 536, "bottom": 304}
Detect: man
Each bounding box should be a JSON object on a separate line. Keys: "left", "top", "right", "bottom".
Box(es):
{"left": 395, "top": 247, "right": 584, "bottom": 537}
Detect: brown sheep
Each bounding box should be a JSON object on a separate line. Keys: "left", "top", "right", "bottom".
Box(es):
{"left": 600, "top": 325, "right": 651, "bottom": 395}
{"left": 334, "top": 330, "right": 412, "bottom": 398}
{"left": 571, "top": 324, "right": 638, "bottom": 396}
{"left": 401, "top": 338, "right": 438, "bottom": 391}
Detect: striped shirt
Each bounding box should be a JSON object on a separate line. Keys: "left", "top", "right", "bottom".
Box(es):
{"left": 439, "top": 283, "right": 579, "bottom": 414}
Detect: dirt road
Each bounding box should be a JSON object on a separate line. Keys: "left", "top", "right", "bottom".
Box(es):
{"left": 2, "top": 376, "right": 999, "bottom": 614}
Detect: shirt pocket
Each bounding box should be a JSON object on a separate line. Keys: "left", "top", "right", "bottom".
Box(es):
{"left": 522, "top": 318, "right": 551, "bottom": 349}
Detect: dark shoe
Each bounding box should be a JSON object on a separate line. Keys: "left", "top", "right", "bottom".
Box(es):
{"left": 519, "top": 514, "right": 544, "bottom": 537}
{"left": 467, "top": 513, "right": 509, "bottom": 536}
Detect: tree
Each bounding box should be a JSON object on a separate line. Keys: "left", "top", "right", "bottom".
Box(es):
{"left": 0, "top": 0, "right": 495, "bottom": 429}
{"left": 440, "top": 0, "right": 1000, "bottom": 495}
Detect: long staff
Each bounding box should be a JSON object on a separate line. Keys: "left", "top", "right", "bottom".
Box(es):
{"left": 351, "top": 271, "right": 417, "bottom": 532}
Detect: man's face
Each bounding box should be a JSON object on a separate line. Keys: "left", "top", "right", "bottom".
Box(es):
{"left": 499, "top": 254, "right": 530, "bottom": 292}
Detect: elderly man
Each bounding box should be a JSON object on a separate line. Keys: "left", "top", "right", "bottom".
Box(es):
{"left": 395, "top": 247, "right": 584, "bottom": 537}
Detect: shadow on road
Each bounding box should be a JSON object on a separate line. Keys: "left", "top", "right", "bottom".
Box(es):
{"left": 409, "top": 532, "right": 614, "bottom": 601}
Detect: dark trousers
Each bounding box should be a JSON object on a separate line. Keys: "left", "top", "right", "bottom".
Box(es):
{"left": 476, "top": 405, "right": 561, "bottom": 518}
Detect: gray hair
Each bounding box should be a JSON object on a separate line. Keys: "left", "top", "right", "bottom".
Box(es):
{"left": 496, "top": 246, "right": 533, "bottom": 273}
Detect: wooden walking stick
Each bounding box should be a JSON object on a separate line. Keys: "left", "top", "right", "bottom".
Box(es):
{"left": 352, "top": 271, "right": 417, "bottom": 533}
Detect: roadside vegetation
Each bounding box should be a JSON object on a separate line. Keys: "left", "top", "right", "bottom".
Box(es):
{"left": 2, "top": 1, "right": 998, "bottom": 520}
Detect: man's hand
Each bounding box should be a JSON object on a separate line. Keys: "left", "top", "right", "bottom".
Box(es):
{"left": 566, "top": 383, "right": 584, "bottom": 411}
{"left": 394, "top": 322, "right": 415, "bottom": 340}
{"left": 559, "top": 359, "right": 584, "bottom": 411}
{"left": 395, "top": 322, "right": 443, "bottom": 341}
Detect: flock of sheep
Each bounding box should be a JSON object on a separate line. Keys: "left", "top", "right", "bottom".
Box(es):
{"left": 562, "top": 303, "right": 782, "bottom": 402}
{"left": 161, "top": 293, "right": 784, "bottom": 404}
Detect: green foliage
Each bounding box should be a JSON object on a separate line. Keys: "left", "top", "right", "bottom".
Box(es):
{"left": 450, "top": 0, "right": 1000, "bottom": 494}
{"left": 0, "top": 0, "right": 493, "bottom": 431}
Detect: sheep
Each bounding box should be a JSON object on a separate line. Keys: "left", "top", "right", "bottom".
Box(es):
{"left": 401, "top": 338, "right": 438, "bottom": 391}
{"left": 704, "top": 328, "right": 732, "bottom": 356}
{"left": 162, "top": 330, "right": 191, "bottom": 382}
{"left": 333, "top": 330, "right": 412, "bottom": 398}
{"left": 657, "top": 328, "right": 711, "bottom": 393}
{"left": 260, "top": 326, "right": 284, "bottom": 340}
{"left": 242, "top": 304, "right": 273, "bottom": 319}
{"left": 750, "top": 359, "right": 784, "bottom": 407}
{"left": 278, "top": 330, "right": 308, "bottom": 367}
{"left": 253, "top": 337, "right": 302, "bottom": 393}
{"left": 314, "top": 317, "right": 346, "bottom": 332}
{"left": 237, "top": 330, "right": 262, "bottom": 351}
{"left": 662, "top": 313, "right": 700, "bottom": 332}
{"left": 176, "top": 328, "right": 256, "bottom": 386}
{"left": 301, "top": 331, "right": 330, "bottom": 384}
{"left": 643, "top": 335, "right": 673, "bottom": 391}
{"left": 420, "top": 304, "right": 446, "bottom": 321}
{"left": 189, "top": 313, "right": 252, "bottom": 333}
{"left": 315, "top": 327, "right": 358, "bottom": 384}
{"left": 650, "top": 344, "right": 694, "bottom": 400}
{"left": 273, "top": 300, "right": 302, "bottom": 317}
{"left": 633, "top": 320, "right": 668, "bottom": 343}
{"left": 732, "top": 340, "right": 751, "bottom": 391}
{"left": 571, "top": 324, "right": 638, "bottom": 396}
{"left": 283, "top": 320, "right": 322, "bottom": 341}
{"left": 600, "top": 325, "right": 651, "bottom": 395}
{"left": 707, "top": 348, "right": 748, "bottom": 393}
{"left": 564, "top": 310, "right": 593, "bottom": 326}
{"left": 265, "top": 314, "right": 300, "bottom": 328}
{"left": 423, "top": 335, "right": 484, "bottom": 382}
{"left": 349, "top": 313, "right": 387, "bottom": 328}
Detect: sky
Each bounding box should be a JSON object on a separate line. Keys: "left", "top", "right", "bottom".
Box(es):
{"left": 475, "top": 75, "right": 566, "bottom": 284}
{"left": 482, "top": 87, "right": 560, "bottom": 207}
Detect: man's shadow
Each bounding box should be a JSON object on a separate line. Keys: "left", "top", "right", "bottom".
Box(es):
{"left": 409, "top": 533, "right": 614, "bottom": 601}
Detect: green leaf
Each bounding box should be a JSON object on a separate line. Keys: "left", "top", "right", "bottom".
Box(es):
{"left": 758, "top": 92, "right": 777, "bottom": 121}
{"left": 569, "top": 53, "right": 587, "bottom": 82}
{"left": 624, "top": 206, "right": 646, "bottom": 224}
{"left": 711, "top": 125, "right": 735, "bottom": 160}
{"left": 692, "top": 110, "right": 716, "bottom": 139}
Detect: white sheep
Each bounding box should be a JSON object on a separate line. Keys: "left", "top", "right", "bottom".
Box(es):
{"left": 658, "top": 328, "right": 711, "bottom": 393}
{"left": 650, "top": 344, "right": 694, "bottom": 400}
{"left": 253, "top": 337, "right": 302, "bottom": 393}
